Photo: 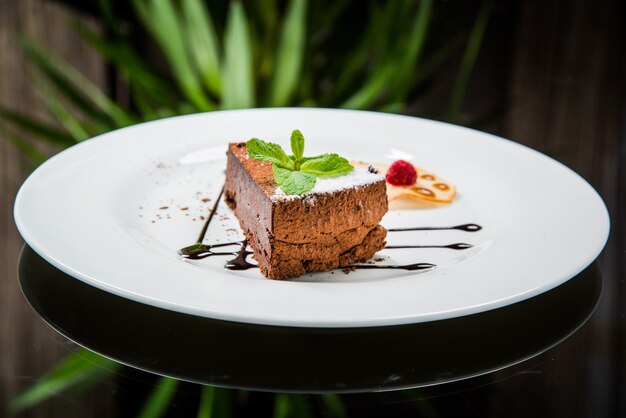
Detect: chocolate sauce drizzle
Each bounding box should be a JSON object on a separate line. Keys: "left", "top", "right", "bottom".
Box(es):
{"left": 180, "top": 240, "right": 258, "bottom": 269}
{"left": 388, "top": 223, "right": 482, "bottom": 232}
{"left": 347, "top": 263, "right": 435, "bottom": 271}
{"left": 195, "top": 186, "right": 224, "bottom": 244}
{"left": 179, "top": 240, "right": 244, "bottom": 258}
{"left": 224, "top": 241, "right": 256, "bottom": 270}
{"left": 386, "top": 243, "right": 473, "bottom": 250}
{"left": 178, "top": 186, "right": 482, "bottom": 274}
{"left": 178, "top": 186, "right": 258, "bottom": 269}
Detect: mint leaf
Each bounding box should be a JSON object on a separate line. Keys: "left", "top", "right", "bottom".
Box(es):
{"left": 300, "top": 154, "right": 354, "bottom": 177}
{"left": 246, "top": 138, "right": 292, "bottom": 168}
{"left": 273, "top": 164, "right": 316, "bottom": 195}
{"left": 300, "top": 153, "right": 329, "bottom": 162}
{"left": 290, "top": 129, "right": 305, "bottom": 161}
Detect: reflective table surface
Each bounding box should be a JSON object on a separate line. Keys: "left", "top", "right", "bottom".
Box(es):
{"left": 4, "top": 245, "right": 620, "bottom": 417}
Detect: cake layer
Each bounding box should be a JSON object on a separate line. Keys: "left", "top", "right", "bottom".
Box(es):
{"left": 224, "top": 142, "right": 388, "bottom": 279}
{"left": 245, "top": 225, "right": 386, "bottom": 279}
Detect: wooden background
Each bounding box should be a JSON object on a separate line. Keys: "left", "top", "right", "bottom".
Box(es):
{"left": 0, "top": 1, "right": 118, "bottom": 416}
{"left": 0, "top": 0, "right": 623, "bottom": 416}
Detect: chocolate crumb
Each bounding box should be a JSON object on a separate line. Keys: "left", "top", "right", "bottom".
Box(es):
{"left": 342, "top": 266, "right": 356, "bottom": 274}
{"left": 201, "top": 198, "right": 210, "bottom": 203}
{"left": 159, "top": 206, "right": 169, "bottom": 210}
{"left": 180, "top": 207, "right": 189, "bottom": 211}
{"left": 374, "top": 257, "right": 385, "bottom": 262}
{"left": 199, "top": 216, "right": 205, "bottom": 220}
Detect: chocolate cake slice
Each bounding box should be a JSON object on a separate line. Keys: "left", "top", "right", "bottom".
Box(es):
{"left": 224, "top": 142, "right": 388, "bottom": 279}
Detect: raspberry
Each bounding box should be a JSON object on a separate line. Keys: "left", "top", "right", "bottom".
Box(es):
{"left": 386, "top": 160, "right": 417, "bottom": 186}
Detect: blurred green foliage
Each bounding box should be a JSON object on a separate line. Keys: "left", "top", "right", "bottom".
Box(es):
{"left": 1, "top": 0, "right": 491, "bottom": 166}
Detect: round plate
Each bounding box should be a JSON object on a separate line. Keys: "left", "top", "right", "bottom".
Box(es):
{"left": 14, "top": 108, "right": 610, "bottom": 327}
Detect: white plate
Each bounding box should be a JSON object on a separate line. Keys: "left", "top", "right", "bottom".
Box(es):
{"left": 14, "top": 108, "right": 609, "bottom": 328}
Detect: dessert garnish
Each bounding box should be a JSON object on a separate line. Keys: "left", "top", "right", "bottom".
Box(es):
{"left": 246, "top": 129, "right": 353, "bottom": 195}
{"left": 354, "top": 160, "right": 456, "bottom": 207}
{"left": 386, "top": 160, "right": 418, "bottom": 186}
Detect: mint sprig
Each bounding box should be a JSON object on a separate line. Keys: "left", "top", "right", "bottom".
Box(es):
{"left": 246, "top": 129, "right": 354, "bottom": 195}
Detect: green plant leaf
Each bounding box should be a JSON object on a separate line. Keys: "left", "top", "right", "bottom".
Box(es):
{"left": 97, "top": 0, "right": 118, "bottom": 32}
{"left": 389, "top": 0, "right": 432, "bottom": 102}
{"left": 0, "top": 127, "right": 47, "bottom": 165}
{"left": 340, "top": 64, "right": 394, "bottom": 109}
{"left": 0, "top": 106, "right": 75, "bottom": 147}
{"left": 222, "top": 2, "right": 255, "bottom": 109}
{"left": 320, "top": 394, "right": 348, "bottom": 418}
{"left": 246, "top": 138, "right": 291, "bottom": 167}
{"left": 197, "top": 386, "right": 214, "bottom": 418}
{"left": 10, "top": 349, "right": 119, "bottom": 413}
{"left": 137, "top": 377, "right": 179, "bottom": 418}
{"left": 290, "top": 395, "right": 315, "bottom": 418}
{"left": 131, "top": 87, "right": 160, "bottom": 120}
{"left": 327, "top": 2, "right": 380, "bottom": 103}
{"left": 20, "top": 38, "right": 136, "bottom": 128}
{"left": 132, "top": 0, "right": 213, "bottom": 111}
{"left": 447, "top": 0, "right": 494, "bottom": 122}
{"left": 37, "top": 81, "right": 89, "bottom": 142}
{"left": 290, "top": 129, "right": 305, "bottom": 161}
{"left": 378, "top": 102, "right": 405, "bottom": 113}
{"left": 300, "top": 154, "right": 353, "bottom": 177}
{"left": 273, "top": 394, "right": 291, "bottom": 418}
{"left": 272, "top": 395, "right": 314, "bottom": 418}
{"left": 196, "top": 386, "right": 233, "bottom": 418}
{"left": 74, "top": 22, "right": 175, "bottom": 107}
{"left": 411, "top": 33, "right": 465, "bottom": 87}
{"left": 333, "top": 1, "right": 421, "bottom": 109}
{"left": 18, "top": 41, "right": 105, "bottom": 126}
{"left": 273, "top": 164, "right": 316, "bottom": 195}
{"left": 251, "top": 0, "right": 278, "bottom": 33}
{"left": 339, "top": 0, "right": 432, "bottom": 110}
{"left": 269, "top": 0, "right": 307, "bottom": 106}
{"left": 309, "top": 0, "right": 351, "bottom": 41}
{"left": 183, "top": 0, "right": 222, "bottom": 96}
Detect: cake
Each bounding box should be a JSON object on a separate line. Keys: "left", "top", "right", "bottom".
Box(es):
{"left": 224, "top": 142, "right": 388, "bottom": 279}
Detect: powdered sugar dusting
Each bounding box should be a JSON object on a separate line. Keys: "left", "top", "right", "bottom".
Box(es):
{"left": 271, "top": 166, "right": 384, "bottom": 201}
